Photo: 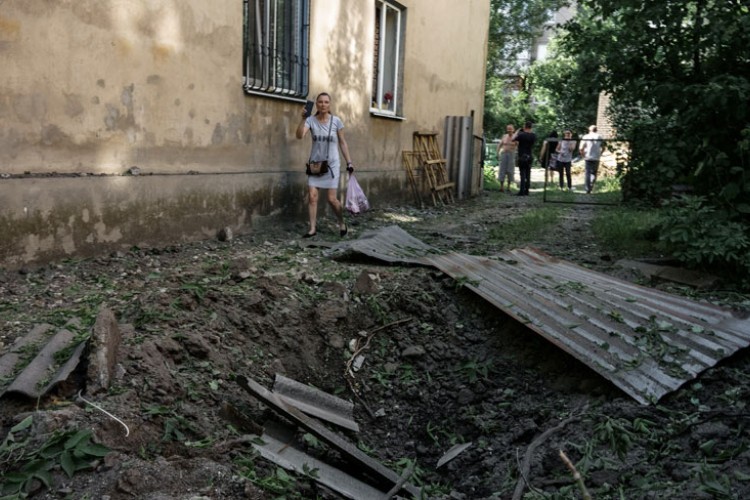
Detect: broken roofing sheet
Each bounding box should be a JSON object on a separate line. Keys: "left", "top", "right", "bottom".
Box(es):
{"left": 333, "top": 225, "right": 750, "bottom": 405}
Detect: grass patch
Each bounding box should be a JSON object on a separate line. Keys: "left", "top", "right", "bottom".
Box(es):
{"left": 488, "top": 206, "right": 564, "bottom": 245}
{"left": 482, "top": 166, "right": 502, "bottom": 191}
{"left": 591, "top": 206, "right": 661, "bottom": 256}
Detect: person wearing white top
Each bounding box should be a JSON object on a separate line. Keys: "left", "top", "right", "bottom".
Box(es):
{"left": 296, "top": 92, "right": 355, "bottom": 238}
{"left": 580, "top": 125, "right": 603, "bottom": 194}
{"left": 555, "top": 130, "right": 576, "bottom": 190}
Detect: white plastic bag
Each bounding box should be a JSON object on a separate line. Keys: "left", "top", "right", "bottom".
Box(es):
{"left": 345, "top": 174, "right": 370, "bottom": 214}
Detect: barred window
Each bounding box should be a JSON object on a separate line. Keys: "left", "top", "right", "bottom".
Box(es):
{"left": 243, "top": 0, "right": 310, "bottom": 98}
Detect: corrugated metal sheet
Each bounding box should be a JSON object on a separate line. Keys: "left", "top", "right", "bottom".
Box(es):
{"left": 334, "top": 226, "right": 750, "bottom": 405}
{"left": 273, "top": 374, "right": 359, "bottom": 432}
{"left": 1, "top": 325, "right": 86, "bottom": 399}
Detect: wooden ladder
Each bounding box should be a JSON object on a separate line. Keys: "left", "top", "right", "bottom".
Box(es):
{"left": 412, "top": 132, "right": 455, "bottom": 205}
{"left": 401, "top": 151, "right": 425, "bottom": 207}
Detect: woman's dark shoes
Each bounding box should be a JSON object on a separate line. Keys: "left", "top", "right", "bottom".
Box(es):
{"left": 303, "top": 231, "right": 317, "bottom": 238}
{"left": 340, "top": 224, "right": 348, "bottom": 237}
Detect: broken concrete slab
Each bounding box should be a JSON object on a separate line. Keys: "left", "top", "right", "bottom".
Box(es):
{"left": 86, "top": 307, "right": 122, "bottom": 395}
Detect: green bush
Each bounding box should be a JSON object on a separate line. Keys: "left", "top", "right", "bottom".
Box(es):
{"left": 656, "top": 196, "right": 750, "bottom": 275}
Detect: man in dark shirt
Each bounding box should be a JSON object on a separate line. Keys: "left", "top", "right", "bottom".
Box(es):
{"left": 513, "top": 121, "right": 537, "bottom": 196}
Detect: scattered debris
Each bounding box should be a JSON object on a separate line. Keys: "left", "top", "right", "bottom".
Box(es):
{"left": 512, "top": 405, "right": 587, "bottom": 500}
{"left": 253, "top": 421, "right": 386, "bottom": 500}
{"left": 352, "top": 355, "right": 366, "bottom": 372}
{"left": 76, "top": 390, "right": 130, "bottom": 437}
{"left": 352, "top": 270, "right": 381, "bottom": 295}
{"left": 436, "top": 442, "right": 472, "bottom": 468}
{"left": 272, "top": 373, "right": 359, "bottom": 432}
{"left": 559, "top": 449, "right": 592, "bottom": 500}
{"left": 236, "top": 374, "right": 421, "bottom": 498}
{"left": 1, "top": 326, "right": 85, "bottom": 399}
{"left": 85, "top": 307, "right": 122, "bottom": 395}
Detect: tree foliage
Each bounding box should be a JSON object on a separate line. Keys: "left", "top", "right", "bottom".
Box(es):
{"left": 529, "top": 37, "right": 598, "bottom": 135}
{"left": 484, "top": 0, "right": 571, "bottom": 139}
{"left": 559, "top": 0, "right": 750, "bottom": 216}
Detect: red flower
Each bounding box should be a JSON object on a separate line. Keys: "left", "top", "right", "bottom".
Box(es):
{"left": 384, "top": 91, "right": 393, "bottom": 101}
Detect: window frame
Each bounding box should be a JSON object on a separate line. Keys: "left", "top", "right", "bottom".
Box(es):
{"left": 243, "top": 0, "right": 310, "bottom": 100}
{"left": 371, "top": 0, "right": 405, "bottom": 118}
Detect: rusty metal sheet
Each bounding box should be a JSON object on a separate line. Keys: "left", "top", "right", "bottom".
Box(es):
{"left": 334, "top": 226, "right": 750, "bottom": 405}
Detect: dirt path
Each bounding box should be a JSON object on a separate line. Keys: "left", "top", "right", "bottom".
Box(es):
{"left": 1, "top": 189, "right": 749, "bottom": 499}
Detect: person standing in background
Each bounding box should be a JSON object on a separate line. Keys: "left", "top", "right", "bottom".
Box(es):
{"left": 555, "top": 129, "right": 576, "bottom": 190}
{"left": 580, "top": 125, "right": 603, "bottom": 194}
{"left": 513, "top": 121, "right": 536, "bottom": 196}
{"left": 496, "top": 124, "right": 517, "bottom": 193}
{"left": 539, "top": 130, "right": 559, "bottom": 185}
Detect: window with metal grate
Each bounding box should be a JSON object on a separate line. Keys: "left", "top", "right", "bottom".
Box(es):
{"left": 243, "top": 0, "right": 310, "bottom": 99}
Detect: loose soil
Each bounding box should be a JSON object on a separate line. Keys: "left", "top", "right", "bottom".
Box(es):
{"left": 2, "top": 185, "right": 750, "bottom": 500}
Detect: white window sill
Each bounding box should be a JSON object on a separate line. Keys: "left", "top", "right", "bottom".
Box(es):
{"left": 369, "top": 110, "right": 406, "bottom": 121}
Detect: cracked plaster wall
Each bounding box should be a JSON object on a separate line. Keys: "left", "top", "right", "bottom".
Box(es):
{"left": 0, "top": 0, "right": 489, "bottom": 268}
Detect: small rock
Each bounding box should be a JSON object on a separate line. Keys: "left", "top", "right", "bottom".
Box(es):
{"left": 374, "top": 408, "right": 386, "bottom": 417}
{"left": 384, "top": 362, "right": 399, "bottom": 374}
{"left": 352, "top": 270, "right": 380, "bottom": 295}
{"left": 457, "top": 388, "right": 475, "bottom": 405}
{"left": 217, "top": 227, "right": 233, "bottom": 242}
{"left": 352, "top": 355, "right": 365, "bottom": 372}
{"left": 401, "top": 345, "right": 426, "bottom": 358}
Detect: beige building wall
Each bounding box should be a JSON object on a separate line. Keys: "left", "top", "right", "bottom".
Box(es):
{"left": 0, "top": 0, "right": 489, "bottom": 268}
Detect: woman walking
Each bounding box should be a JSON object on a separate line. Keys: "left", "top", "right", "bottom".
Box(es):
{"left": 296, "top": 92, "right": 354, "bottom": 238}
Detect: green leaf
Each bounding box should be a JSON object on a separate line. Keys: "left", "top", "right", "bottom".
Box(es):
{"left": 10, "top": 416, "right": 34, "bottom": 433}
{"left": 81, "top": 442, "right": 111, "bottom": 457}
{"left": 60, "top": 451, "right": 76, "bottom": 478}
{"left": 32, "top": 469, "right": 52, "bottom": 488}
{"left": 21, "top": 458, "right": 49, "bottom": 473}
{"left": 1, "top": 471, "right": 29, "bottom": 483}
{"left": 64, "top": 429, "right": 92, "bottom": 450}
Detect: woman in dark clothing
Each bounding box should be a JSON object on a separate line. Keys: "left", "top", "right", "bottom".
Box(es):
{"left": 539, "top": 131, "right": 558, "bottom": 185}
